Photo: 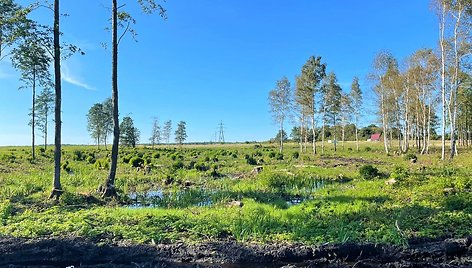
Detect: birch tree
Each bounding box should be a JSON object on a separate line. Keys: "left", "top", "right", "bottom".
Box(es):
{"left": 268, "top": 76, "right": 292, "bottom": 153}
{"left": 298, "top": 56, "right": 326, "bottom": 154}
{"left": 349, "top": 77, "right": 363, "bottom": 152}
{"left": 321, "top": 72, "right": 342, "bottom": 152}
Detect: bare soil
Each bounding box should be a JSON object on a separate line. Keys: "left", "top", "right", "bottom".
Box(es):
{"left": 1, "top": 236, "right": 472, "bottom": 267}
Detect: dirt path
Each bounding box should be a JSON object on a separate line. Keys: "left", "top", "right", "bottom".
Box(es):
{"left": 1, "top": 236, "right": 471, "bottom": 267}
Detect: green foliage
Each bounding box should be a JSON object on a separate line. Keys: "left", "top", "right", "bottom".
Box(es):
{"left": 122, "top": 154, "right": 132, "bottom": 164}
{"left": 403, "top": 153, "right": 417, "bottom": 162}
{"left": 72, "top": 150, "right": 85, "bottom": 161}
{"left": 0, "top": 200, "right": 13, "bottom": 225}
{"left": 61, "top": 161, "right": 71, "bottom": 173}
{"left": 1, "top": 144, "right": 472, "bottom": 248}
{"left": 359, "top": 164, "right": 379, "bottom": 180}
{"left": 120, "top": 116, "right": 140, "bottom": 147}
{"left": 276, "top": 153, "right": 284, "bottom": 160}
{"left": 129, "top": 157, "right": 144, "bottom": 168}
{"left": 292, "top": 151, "right": 299, "bottom": 159}
{"left": 246, "top": 156, "right": 257, "bottom": 165}
{"left": 174, "top": 121, "right": 187, "bottom": 145}
{"left": 86, "top": 156, "right": 96, "bottom": 164}
{"left": 0, "top": 153, "right": 16, "bottom": 163}
{"left": 194, "top": 162, "right": 209, "bottom": 172}
{"left": 94, "top": 158, "right": 110, "bottom": 169}
{"left": 172, "top": 160, "right": 185, "bottom": 170}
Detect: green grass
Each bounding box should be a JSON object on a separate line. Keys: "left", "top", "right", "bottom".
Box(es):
{"left": 0, "top": 142, "right": 471, "bottom": 246}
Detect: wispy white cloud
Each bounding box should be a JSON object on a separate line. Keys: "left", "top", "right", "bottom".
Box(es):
{"left": 61, "top": 61, "right": 95, "bottom": 91}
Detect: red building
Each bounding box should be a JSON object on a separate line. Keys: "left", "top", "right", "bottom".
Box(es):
{"left": 370, "top": 133, "right": 381, "bottom": 142}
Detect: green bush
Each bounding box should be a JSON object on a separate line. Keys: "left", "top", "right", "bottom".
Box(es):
{"left": 0, "top": 154, "right": 16, "bottom": 163}
{"left": 276, "top": 153, "right": 284, "bottom": 160}
{"left": 172, "top": 160, "right": 185, "bottom": 170}
{"left": 129, "top": 157, "right": 144, "bottom": 168}
{"left": 246, "top": 156, "right": 257, "bottom": 165}
{"left": 403, "top": 153, "right": 417, "bottom": 162}
{"left": 122, "top": 154, "right": 132, "bottom": 164}
{"left": 86, "top": 156, "right": 96, "bottom": 164}
{"left": 292, "top": 151, "right": 299, "bottom": 159}
{"left": 253, "top": 151, "right": 263, "bottom": 157}
{"left": 195, "top": 162, "right": 209, "bottom": 171}
{"left": 61, "top": 161, "right": 71, "bottom": 172}
{"left": 0, "top": 200, "right": 13, "bottom": 225}
{"left": 72, "top": 150, "right": 85, "bottom": 161}
{"left": 187, "top": 160, "right": 196, "bottom": 169}
{"left": 390, "top": 166, "right": 408, "bottom": 181}
{"left": 94, "top": 158, "right": 109, "bottom": 169}
{"left": 268, "top": 151, "right": 276, "bottom": 158}
{"left": 152, "top": 152, "right": 160, "bottom": 159}
{"left": 359, "top": 164, "right": 379, "bottom": 180}
{"left": 364, "top": 147, "right": 372, "bottom": 152}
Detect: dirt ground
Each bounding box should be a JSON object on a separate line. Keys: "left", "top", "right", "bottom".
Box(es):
{"left": 1, "top": 236, "right": 472, "bottom": 267}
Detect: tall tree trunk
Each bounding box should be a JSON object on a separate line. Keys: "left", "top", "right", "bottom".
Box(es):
{"left": 303, "top": 118, "right": 307, "bottom": 153}
{"left": 311, "top": 113, "right": 316, "bottom": 155}
{"left": 341, "top": 123, "right": 345, "bottom": 151}
{"left": 380, "top": 88, "right": 389, "bottom": 154}
{"left": 102, "top": 0, "right": 119, "bottom": 198}
{"left": 279, "top": 120, "right": 283, "bottom": 153}
{"left": 333, "top": 115, "right": 337, "bottom": 152}
{"left": 450, "top": 4, "right": 462, "bottom": 160}
{"left": 440, "top": 1, "right": 447, "bottom": 161}
{"left": 321, "top": 108, "right": 326, "bottom": 153}
{"left": 32, "top": 70, "right": 36, "bottom": 160}
{"left": 355, "top": 119, "right": 359, "bottom": 152}
{"left": 44, "top": 111, "right": 48, "bottom": 151}
{"left": 50, "top": 0, "right": 63, "bottom": 200}
{"left": 299, "top": 115, "right": 303, "bottom": 153}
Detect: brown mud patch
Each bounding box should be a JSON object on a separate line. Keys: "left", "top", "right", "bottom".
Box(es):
{"left": 319, "top": 156, "right": 385, "bottom": 168}
{"left": 1, "top": 236, "right": 472, "bottom": 267}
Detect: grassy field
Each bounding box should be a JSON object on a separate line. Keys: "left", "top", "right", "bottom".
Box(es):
{"left": 0, "top": 141, "right": 471, "bottom": 247}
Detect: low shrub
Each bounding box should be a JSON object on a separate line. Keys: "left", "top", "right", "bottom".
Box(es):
{"left": 403, "top": 153, "right": 417, "bottom": 162}
{"left": 72, "top": 150, "right": 85, "bottom": 161}
{"left": 187, "top": 160, "right": 196, "bottom": 169}
{"left": 86, "top": 156, "right": 96, "bottom": 164}
{"left": 172, "top": 160, "right": 185, "bottom": 170}
{"left": 359, "top": 164, "right": 379, "bottom": 180}
{"left": 130, "top": 157, "right": 144, "bottom": 168}
{"left": 246, "top": 156, "right": 257, "bottom": 165}
{"left": 94, "top": 158, "right": 109, "bottom": 169}
{"left": 122, "top": 155, "right": 132, "bottom": 164}
{"left": 194, "top": 162, "right": 209, "bottom": 172}
{"left": 276, "top": 153, "right": 284, "bottom": 160}
{"left": 61, "top": 161, "right": 71, "bottom": 172}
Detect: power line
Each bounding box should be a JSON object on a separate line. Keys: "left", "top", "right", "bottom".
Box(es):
{"left": 218, "top": 121, "right": 225, "bottom": 143}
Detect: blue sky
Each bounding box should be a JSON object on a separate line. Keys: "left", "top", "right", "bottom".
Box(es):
{"left": 0, "top": 0, "right": 438, "bottom": 146}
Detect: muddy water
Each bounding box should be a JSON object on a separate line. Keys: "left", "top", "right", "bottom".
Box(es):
{"left": 128, "top": 179, "right": 327, "bottom": 209}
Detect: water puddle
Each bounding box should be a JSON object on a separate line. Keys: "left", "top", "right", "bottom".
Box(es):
{"left": 128, "top": 179, "right": 328, "bottom": 209}
{"left": 128, "top": 188, "right": 216, "bottom": 208}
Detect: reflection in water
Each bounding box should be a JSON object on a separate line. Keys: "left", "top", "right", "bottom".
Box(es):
{"left": 129, "top": 179, "right": 327, "bottom": 209}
